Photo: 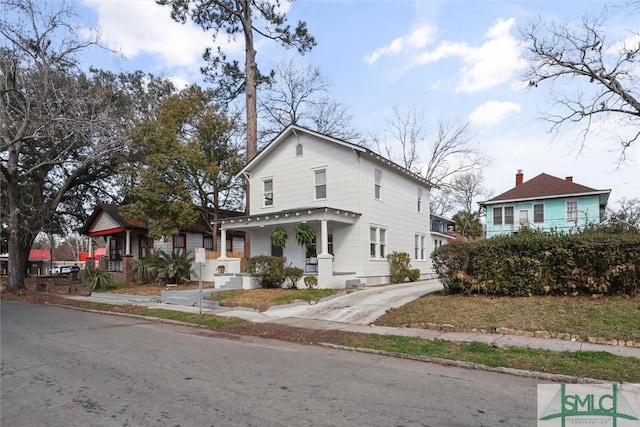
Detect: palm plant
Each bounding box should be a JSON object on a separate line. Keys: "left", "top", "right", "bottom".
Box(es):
{"left": 452, "top": 210, "right": 483, "bottom": 239}
{"left": 147, "top": 249, "right": 194, "bottom": 285}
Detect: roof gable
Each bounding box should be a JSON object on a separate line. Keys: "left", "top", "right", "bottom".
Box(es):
{"left": 238, "top": 124, "right": 432, "bottom": 187}
{"left": 484, "top": 173, "right": 609, "bottom": 204}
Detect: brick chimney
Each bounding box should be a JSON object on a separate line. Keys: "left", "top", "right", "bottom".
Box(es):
{"left": 515, "top": 169, "right": 524, "bottom": 186}
{"left": 565, "top": 176, "right": 573, "bottom": 182}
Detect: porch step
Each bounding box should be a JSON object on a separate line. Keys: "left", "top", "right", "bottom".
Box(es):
{"left": 217, "top": 275, "right": 244, "bottom": 290}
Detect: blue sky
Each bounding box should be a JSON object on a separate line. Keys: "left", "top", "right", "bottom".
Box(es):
{"left": 76, "top": 0, "right": 639, "bottom": 209}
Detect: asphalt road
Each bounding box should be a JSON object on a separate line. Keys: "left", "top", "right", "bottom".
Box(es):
{"left": 1, "top": 301, "right": 539, "bottom": 426}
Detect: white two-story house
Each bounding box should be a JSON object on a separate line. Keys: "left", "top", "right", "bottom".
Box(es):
{"left": 214, "top": 125, "right": 434, "bottom": 288}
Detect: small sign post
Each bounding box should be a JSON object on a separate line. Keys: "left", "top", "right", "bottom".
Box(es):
{"left": 194, "top": 248, "right": 206, "bottom": 315}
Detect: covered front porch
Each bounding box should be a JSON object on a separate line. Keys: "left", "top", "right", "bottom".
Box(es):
{"left": 214, "top": 207, "right": 362, "bottom": 289}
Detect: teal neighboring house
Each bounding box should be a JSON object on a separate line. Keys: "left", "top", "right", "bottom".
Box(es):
{"left": 479, "top": 170, "right": 611, "bottom": 238}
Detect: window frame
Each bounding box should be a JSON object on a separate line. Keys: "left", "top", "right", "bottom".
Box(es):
{"left": 374, "top": 169, "right": 382, "bottom": 200}
{"left": 533, "top": 203, "right": 544, "bottom": 223}
{"left": 566, "top": 200, "right": 578, "bottom": 222}
{"left": 314, "top": 168, "right": 327, "bottom": 200}
{"left": 203, "top": 234, "right": 214, "bottom": 251}
{"left": 263, "top": 178, "right": 274, "bottom": 207}
{"left": 172, "top": 233, "right": 187, "bottom": 255}
{"left": 138, "top": 235, "right": 154, "bottom": 259}
{"left": 417, "top": 188, "right": 423, "bottom": 212}
{"left": 504, "top": 206, "right": 514, "bottom": 225}
{"left": 493, "top": 207, "right": 503, "bottom": 226}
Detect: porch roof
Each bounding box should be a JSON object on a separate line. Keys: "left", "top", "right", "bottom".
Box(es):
{"left": 213, "top": 206, "right": 361, "bottom": 230}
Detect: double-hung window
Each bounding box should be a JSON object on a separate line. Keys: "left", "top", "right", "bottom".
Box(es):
{"left": 414, "top": 234, "right": 426, "bottom": 260}
{"left": 504, "top": 206, "right": 514, "bottom": 225}
{"left": 533, "top": 203, "right": 544, "bottom": 223}
{"left": 173, "top": 233, "right": 186, "bottom": 255}
{"left": 203, "top": 235, "right": 214, "bottom": 251}
{"left": 374, "top": 169, "right": 382, "bottom": 200}
{"left": 493, "top": 207, "right": 503, "bottom": 225}
{"left": 370, "top": 226, "right": 387, "bottom": 259}
{"left": 314, "top": 169, "right": 327, "bottom": 199}
{"left": 139, "top": 235, "right": 154, "bottom": 259}
{"left": 263, "top": 179, "right": 274, "bottom": 207}
{"left": 566, "top": 200, "right": 578, "bottom": 222}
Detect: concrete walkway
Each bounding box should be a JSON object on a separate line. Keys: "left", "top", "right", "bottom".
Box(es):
{"left": 69, "top": 281, "right": 640, "bottom": 360}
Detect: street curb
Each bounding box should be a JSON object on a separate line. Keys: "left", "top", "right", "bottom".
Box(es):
{"left": 318, "top": 343, "right": 613, "bottom": 385}
{"left": 48, "top": 303, "right": 631, "bottom": 384}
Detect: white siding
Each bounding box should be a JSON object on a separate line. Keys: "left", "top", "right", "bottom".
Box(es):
{"left": 249, "top": 133, "right": 362, "bottom": 214}
{"left": 357, "top": 157, "right": 431, "bottom": 281}
{"left": 245, "top": 129, "right": 433, "bottom": 285}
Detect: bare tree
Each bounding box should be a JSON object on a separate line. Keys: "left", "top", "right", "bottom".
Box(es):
{"left": 373, "top": 106, "right": 425, "bottom": 173}
{"left": 449, "top": 170, "right": 491, "bottom": 213}
{"left": 372, "top": 108, "right": 491, "bottom": 215}
{"left": 1, "top": 0, "right": 128, "bottom": 291}
{"left": 523, "top": 7, "right": 640, "bottom": 159}
{"left": 258, "top": 58, "right": 361, "bottom": 144}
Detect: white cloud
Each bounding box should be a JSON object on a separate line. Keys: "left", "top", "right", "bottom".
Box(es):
{"left": 456, "top": 18, "right": 527, "bottom": 93}
{"left": 407, "top": 17, "right": 527, "bottom": 93}
{"left": 364, "top": 25, "right": 437, "bottom": 64}
{"left": 469, "top": 100, "right": 521, "bottom": 128}
{"left": 84, "top": 1, "right": 241, "bottom": 68}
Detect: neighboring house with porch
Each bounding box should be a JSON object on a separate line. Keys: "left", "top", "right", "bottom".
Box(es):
{"left": 430, "top": 214, "right": 456, "bottom": 250}
{"left": 81, "top": 204, "right": 244, "bottom": 282}
{"left": 479, "top": 170, "right": 611, "bottom": 238}
{"left": 0, "top": 249, "right": 52, "bottom": 276}
{"left": 214, "top": 125, "right": 434, "bottom": 289}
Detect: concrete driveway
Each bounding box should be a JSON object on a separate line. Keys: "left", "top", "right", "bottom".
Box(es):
{"left": 264, "top": 279, "right": 443, "bottom": 325}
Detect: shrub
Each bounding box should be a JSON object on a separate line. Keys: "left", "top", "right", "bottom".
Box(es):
{"left": 283, "top": 265, "right": 304, "bottom": 289}
{"left": 303, "top": 276, "right": 318, "bottom": 289}
{"left": 245, "top": 255, "right": 286, "bottom": 288}
{"left": 408, "top": 268, "right": 421, "bottom": 282}
{"left": 387, "top": 251, "right": 412, "bottom": 283}
{"left": 432, "top": 230, "right": 640, "bottom": 296}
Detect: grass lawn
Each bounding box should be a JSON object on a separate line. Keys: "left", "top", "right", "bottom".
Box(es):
{"left": 377, "top": 293, "right": 640, "bottom": 342}
{"left": 206, "top": 288, "right": 339, "bottom": 312}
{"left": 329, "top": 334, "right": 640, "bottom": 383}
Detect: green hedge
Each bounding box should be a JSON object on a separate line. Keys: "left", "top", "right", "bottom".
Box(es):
{"left": 431, "top": 231, "right": 640, "bottom": 296}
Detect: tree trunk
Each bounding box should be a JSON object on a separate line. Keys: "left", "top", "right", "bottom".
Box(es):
{"left": 7, "top": 207, "right": 30, "bottom": 293}
{"left": 243, "top": 5, "right": 256, "bottom": 258}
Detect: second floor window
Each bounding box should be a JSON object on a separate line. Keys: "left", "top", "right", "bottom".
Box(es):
{"left": 263, "top": 179, "right": 273, "bottom": 206}
{"left": 417, "top": 188, "right": 423, "bottom": 212}
{"left": 314, "top": 169, "right": 327, "bottom": 199}
{"left": 374, "top": 169, "right": 382, "bottom": 200}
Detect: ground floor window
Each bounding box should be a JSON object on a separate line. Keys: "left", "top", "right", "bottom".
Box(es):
{"left": 414, "top": 234, "right": 427, "bottom": 260}
{"left": 370, "top": 226, "right": 387, "bottom": 259}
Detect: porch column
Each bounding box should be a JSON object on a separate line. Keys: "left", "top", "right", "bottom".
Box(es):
{"left": 88, "top": 237, "right": 93, "bottom": 258}
{"left": 319, "top": 219, "right": 329, "bottom": 255}
{"left": 220, "top": 228, "right": 228, "bottom": 258}
{"left": 125, "top": 230, "right": 131, "bottom": 256}
{"left": 106, "top": 236, "right": 111, "bottom": 259}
